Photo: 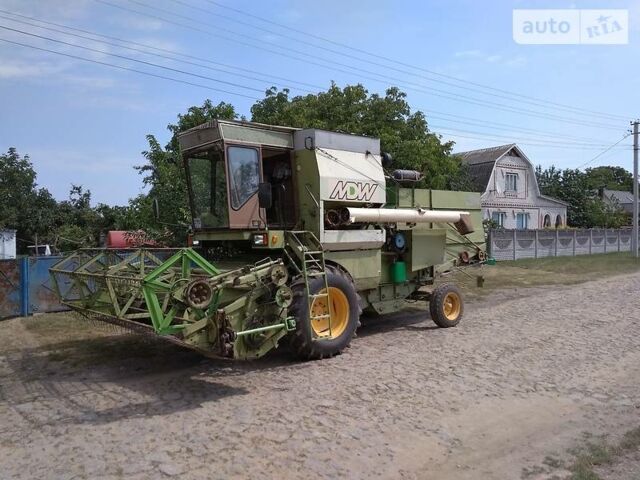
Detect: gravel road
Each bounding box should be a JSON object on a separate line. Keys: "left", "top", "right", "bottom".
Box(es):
{"left": 1, "top": 271, "right": 639, "bottom": 479}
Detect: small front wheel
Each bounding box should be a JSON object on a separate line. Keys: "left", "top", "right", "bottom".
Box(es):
{"left": 429, "top": 283, "right": 464, "bottom": 328}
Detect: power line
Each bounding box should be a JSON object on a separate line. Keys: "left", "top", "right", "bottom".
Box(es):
{"left": 200, "top": 0, "right": 630, "bottom": 122}
{"left": 1, "top": 10, "right": 624, "bottom": 146}
{"left": 0, "top": 37, "right": 259, "bottom": 100}
{"left": 0, "top": 9, "right": 325, "bottom": 92}
{"left": 575, "top": 133, "right": 633, "bottom": 169}
{"left": 0, "top": 13, "right": 316, "bottom": 94}
{"left": 1, "top": 24, "right": 630, "bottom": 152}
{"left": 1, "top": 41, "right": 632, "bottom": 172}
{"left": 125, "top": 0, "right": 624, "bottom": 128}
{"left": 92, "top": 0, "right": 623, "bottom": 131}
{"left": 426, "top": 112, "right": 615, "bottom": 144}
{"left": 432, "top": 126, "right": 631, "bottom": 149}
{"left": 440, "top": 130, "right": 631, "bottom": 151}
{"left": 0, "top": 24, "right": 267, "bottom": 94}
{"left": 1, "top": 16, "right": 631, "bottom": 154}
{"left": 173, "top": 0, "right": 620, "bottom": 121}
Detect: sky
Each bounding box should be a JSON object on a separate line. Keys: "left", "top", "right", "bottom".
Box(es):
{"left": 0, "top": 0, "right": 638, "bottom": 206}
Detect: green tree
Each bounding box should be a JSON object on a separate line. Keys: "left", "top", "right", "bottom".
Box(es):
{"left": 0, "top": 148, "right": 57, "bottom": 251}
{"left": 251, "top": 84, "right": 471, "bottom": 190}
{"left": 536, "top": 165, "right": 627, "bottom": 228}
{"left": 52, "top": 185, "right": 101, "bottom": 251}
{"left": 0, "top": 148, "right": 36, "bottom": 228}
{"left": 136, "top": 100, "right": 239, "bottom": 244}
{"left": 584, "top": 166, "right": 633, "bottom": 192}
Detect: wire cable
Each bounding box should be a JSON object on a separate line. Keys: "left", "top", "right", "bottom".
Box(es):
{"left": 91, "top": 0, "right": 623, "bottom": 131}
{"left": 0, "top": 9, "right": 325, "bottom": 92}
{"left": 0, "top": 13, "right": 316, "bottom": 94}
{"left": 0, "top": 10, "right": 625, "bottom": 143}
{"left": 440, "top": 130, "right": 631, "bottom": 151}
{"left": 1, "top": 16, "right": 631, "bottom": 153}
{"left": 124, "top": 0, "right": 624, "bottom": 128}
{"left": 0, "top": 37, "right": 259, "bottom": 100}
{"left": 201, "top": 0, "right": 630, "bottom": 122}
{"left": 0, "top": 24, "right": 266, "bottom": 94}
{"left": 429, "top": 125, "right": 631, "bottom": 148}
{"left": 575, "top": 133, "right": 633, "bottom": 168}
{"left": 1, "top": 27, "right": 629, "bottom": 149}
{"left": 426, "top": 112, "right": 615, "bottom": 144}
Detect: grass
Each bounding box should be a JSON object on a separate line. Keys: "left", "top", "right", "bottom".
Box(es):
{"left": 448, "top": 252, "right": 640, "bottom": 296}
{"left": 500, "top": 252, "right": 640, "bottom": 276}
{"left": 568, "top": 427, "right": 640, "bottom": 480}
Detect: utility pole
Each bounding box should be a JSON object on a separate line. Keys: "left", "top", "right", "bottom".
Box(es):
{"left": 633, "top": 120, "right": 639, "bottom": 258}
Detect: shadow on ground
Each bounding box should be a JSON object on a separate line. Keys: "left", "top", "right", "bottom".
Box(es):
{"left": 1, "top": 334, "right": 284, "bottom": 426}
{"left": 1, "top": 305, "right": 441, "bottom": 426}
{"left": 358, "top": 305, "right": 437, "bottom": 337}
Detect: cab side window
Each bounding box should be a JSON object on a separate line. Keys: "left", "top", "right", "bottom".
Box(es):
{"left": 227, "top": 146, "right": 260, "bottom": 210}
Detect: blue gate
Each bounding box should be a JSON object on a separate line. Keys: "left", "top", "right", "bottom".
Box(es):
{"left": 0, "top": 258, "right": 23, "bottom": 318}
{"left": 0, "top": 256, "right": 69, "bottom": 319}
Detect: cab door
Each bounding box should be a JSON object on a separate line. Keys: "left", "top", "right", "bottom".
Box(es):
{"left": 225, "top": 144, "right": 263, "bottom": 229}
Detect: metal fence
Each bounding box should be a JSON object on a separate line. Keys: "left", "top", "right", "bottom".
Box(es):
{"left": 0, "top": 256, "right": 71, "bottom": 320}
{"left": 488, "top": 228, "right": 638, "bottom": 261}
{"left": 0, "top": 250, "right": 177, "bottom": 320}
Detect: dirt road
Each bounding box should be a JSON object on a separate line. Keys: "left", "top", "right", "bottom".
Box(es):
{"left": 1, "top": 271, "right": 639, "bottom": 479}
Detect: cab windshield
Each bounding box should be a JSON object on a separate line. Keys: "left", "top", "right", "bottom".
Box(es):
{"left": 187, "top": 150, "right": 228, "bottom": 229}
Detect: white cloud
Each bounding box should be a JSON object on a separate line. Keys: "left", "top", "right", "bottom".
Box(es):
{"left": 67, "top": 93, "right": 158, "bottom": 112}
{"left": 453, "top": 49, "right": 527, "bottom": 68}
{"left": 0, "top": 60, "right": 64, "bottom": 79}
{"left": 454, "top": 50, "right": 483, "bottom": 58}
{"left": 27, "top": 148, "right": 146, "bottom": 205}
{"left": 277, "top": 8, "right": 303, "bottom": 23}
{"left": 0, "top": 54, "right": 119, "bottom": 89}
{"left": 0, "top": 0, "right": 92, "bottom": 21}
{"left": 130, "top": 37, "right": 183, "bottom": 55}
{"left": 505, "top": 55, "right": 527, "bottom": 67}
{"left": 113, "top": 15, "right": 165, "bottom": 32}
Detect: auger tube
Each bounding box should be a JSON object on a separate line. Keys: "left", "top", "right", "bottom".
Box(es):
{"left": 343, "top": 207, "right": 470, "bottom": 225}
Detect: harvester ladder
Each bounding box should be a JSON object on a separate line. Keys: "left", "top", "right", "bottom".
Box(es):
{"left": 284, "top": 231, "right": 333, "bottom": 338}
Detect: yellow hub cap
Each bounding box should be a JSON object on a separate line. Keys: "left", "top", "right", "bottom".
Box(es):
{"left": 443, "top": 292, "right": 461, "bottom": 321}
{"left": 310, "top": 287, "right": 349, "bottom": 339}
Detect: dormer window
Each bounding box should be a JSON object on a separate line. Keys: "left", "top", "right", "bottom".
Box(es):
{"left": 505, "top": 173, "right": 518, "bottom": 192}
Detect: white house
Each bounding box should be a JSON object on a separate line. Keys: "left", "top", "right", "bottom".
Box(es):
{"left": 456, "top": 144, "right": 568, "bottom": 229}
{"left": 0, "top": 229, "right": 17, "bottom": 259}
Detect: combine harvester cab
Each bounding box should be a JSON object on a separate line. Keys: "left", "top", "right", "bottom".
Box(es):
{"left": 51, "top": 120, "right": 485, "bottom": 360}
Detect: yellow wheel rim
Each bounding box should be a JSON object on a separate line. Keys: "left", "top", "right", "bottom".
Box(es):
{"left": 443, "top": 292, "right": 461, "bottom": 321}
{"left": 310, "top": 287, "right": 349, "bottom": 339}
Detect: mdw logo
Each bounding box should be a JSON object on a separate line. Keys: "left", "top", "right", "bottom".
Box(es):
{"left": 329, "top": 181, "right": 378, "bottom": 201}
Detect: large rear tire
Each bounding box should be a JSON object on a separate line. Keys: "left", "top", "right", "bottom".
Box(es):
{"left": 289, "top": 266, "right": 361, "bottom": 360}
{"left": 429, "top": 283, "right": 464, "bottom": 328}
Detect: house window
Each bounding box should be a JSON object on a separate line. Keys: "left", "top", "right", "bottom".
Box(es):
{"left": 505, "top": 173, "right": 518, "bottom": 192}
{"left": 491, "top": 212, "right": 506, "bottom": 227}
{"left": 516, "top": 213, "right": 528, "bottom": 230}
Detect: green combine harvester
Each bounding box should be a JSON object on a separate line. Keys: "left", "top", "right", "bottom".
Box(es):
{"left": 50, "top": 120, "right": 484, "bottom": 360}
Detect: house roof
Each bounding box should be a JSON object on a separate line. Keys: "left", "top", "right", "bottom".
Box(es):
{"left": 454, "top": 143, "right": 568, "bottom": 206}
{"left": 455, "top": 143, "right": 516, "bottom": 166}
{"left": 454, "top": 144, "right": 517, "bottom": 192}
{"left": 603, "top": 189, "right": 635, "bottom": 205}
